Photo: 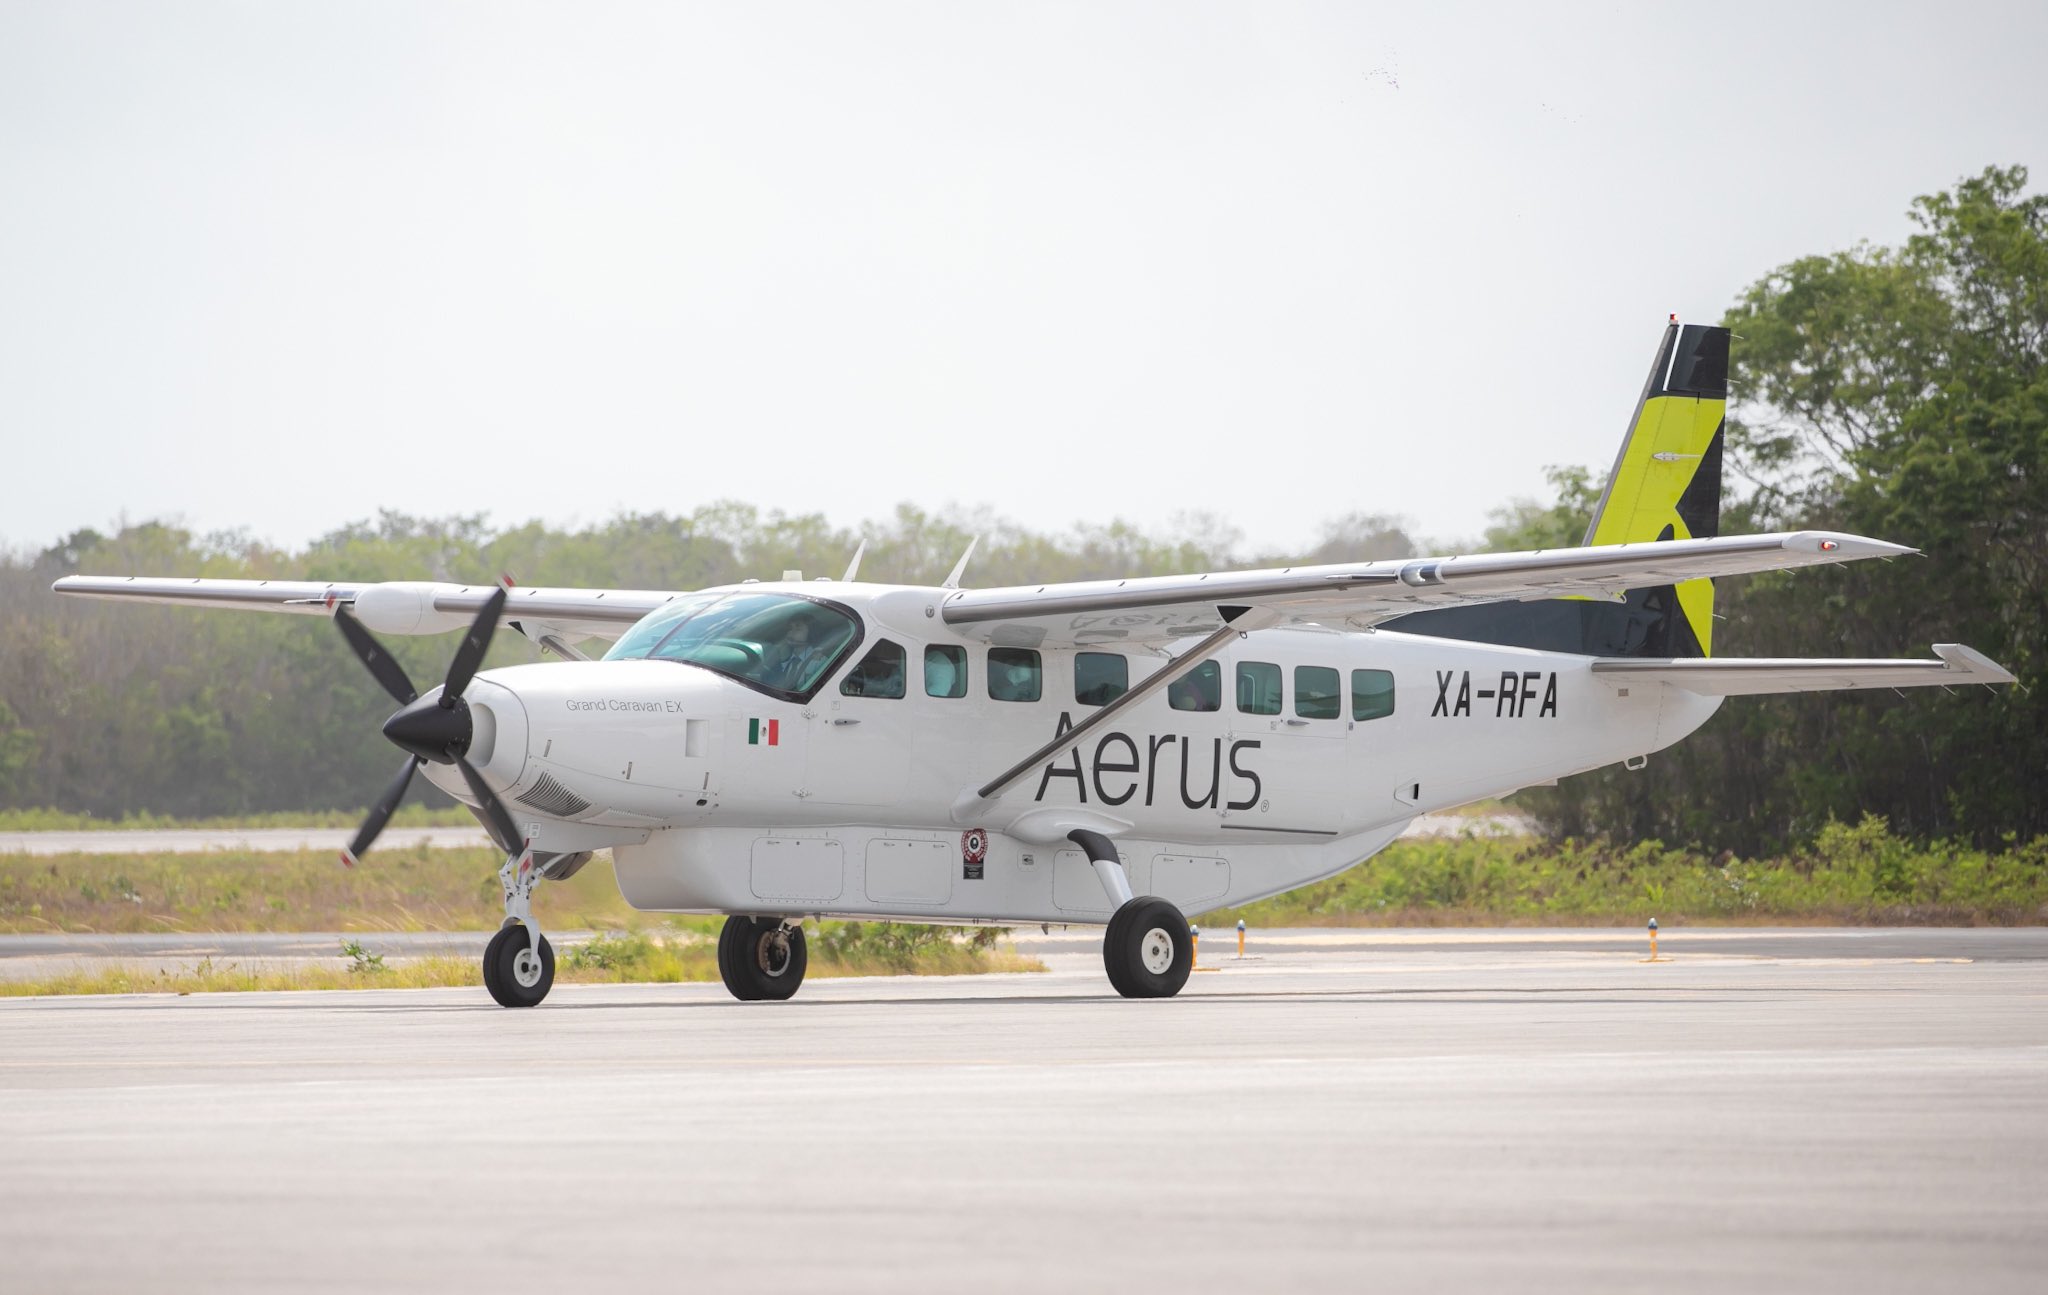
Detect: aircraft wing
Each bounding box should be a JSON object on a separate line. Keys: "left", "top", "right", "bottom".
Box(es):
{"left": 938, "top": 531, "right": 1911, "bottom": 647}
{"left": 1591, "top": 644, "right": 2015, "bottom": 695}
{"left": 49, "top": 576, "right": 677, "bottom": 641}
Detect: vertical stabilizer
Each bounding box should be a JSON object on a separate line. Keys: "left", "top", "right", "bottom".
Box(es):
{"left": 1381, "top": 320, "right": 1729, "bottom": 658}
{"left": 1579, "top": 321, "right": 1728, "bottom": 655}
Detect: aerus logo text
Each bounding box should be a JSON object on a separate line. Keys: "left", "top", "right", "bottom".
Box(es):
{"left": 1033, "top": 712, "right": 1264, "bottom": 810}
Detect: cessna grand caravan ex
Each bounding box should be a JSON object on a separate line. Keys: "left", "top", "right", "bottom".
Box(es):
{"left": 55, "top": 322, "right": 2014, "bottom": 1007}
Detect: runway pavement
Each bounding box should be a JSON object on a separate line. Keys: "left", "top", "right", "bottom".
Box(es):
{"left": 2, "top": 929, "right": 2043, "bottom": 1293}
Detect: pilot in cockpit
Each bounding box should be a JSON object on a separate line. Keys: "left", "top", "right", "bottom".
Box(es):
{"left": 764, "top": 616, "right": 815, "bottom": 689}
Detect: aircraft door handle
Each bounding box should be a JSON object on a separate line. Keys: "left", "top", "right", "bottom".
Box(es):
{"left": 1284, "top": 718, "right": 1310, "bottom": 726}
{"left": 830, "top": 718, "right": 861, "bottom": 726}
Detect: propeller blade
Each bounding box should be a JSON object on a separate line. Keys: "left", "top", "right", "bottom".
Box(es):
{"left": 441, "top": 586, "right": 508, "bottom": 707}
{"left": 456, "top": 755, "right": 524, "bottom": 857}
{"left": 334, "top": 607, "right": 419, "bottom": 706}
{"left": 342, "top": 756, "right": 421, "bottom": 867}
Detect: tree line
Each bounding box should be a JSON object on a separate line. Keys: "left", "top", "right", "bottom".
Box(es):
{"left": 2, "top": 166, "right": 2038, "bottom": 854}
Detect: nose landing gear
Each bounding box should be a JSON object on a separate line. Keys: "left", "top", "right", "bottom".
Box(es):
{"left": 482, "top": 845, "right": 555, "bottom": 1008}
{"left": 717, "top": 916, "right": 808, "bottom": 1001}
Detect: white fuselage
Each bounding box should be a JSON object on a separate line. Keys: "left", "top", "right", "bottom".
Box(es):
{"left": 424, "top": 582, "right": 1720, "bottom": 924}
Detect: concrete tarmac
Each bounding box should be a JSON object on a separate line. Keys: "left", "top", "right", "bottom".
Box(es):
{"left": 2, "top": 931, "right": 2043, "bottom": 1294}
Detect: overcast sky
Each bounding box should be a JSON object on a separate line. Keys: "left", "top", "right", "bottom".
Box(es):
{"left": 2, "top": 1, "right": 2042, "bottom": 565}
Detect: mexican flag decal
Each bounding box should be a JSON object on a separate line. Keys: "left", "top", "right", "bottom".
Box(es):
{"left": 747, "top": 718, "right": 781, "bottom": 746}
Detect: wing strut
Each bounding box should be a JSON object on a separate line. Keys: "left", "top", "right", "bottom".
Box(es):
{"left": 959, "top": 606, "right": 1280, "bottom": 815}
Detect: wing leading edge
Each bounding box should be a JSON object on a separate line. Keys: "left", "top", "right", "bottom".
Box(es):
{"left": 939, "top": 531, "right": 1910, "bottom": 647}
{"left": 50, "top": 575, "right": 676, "bottom": 640}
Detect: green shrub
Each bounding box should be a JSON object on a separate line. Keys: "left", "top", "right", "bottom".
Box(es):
{"left": 1201, "top": 816, "right": 2047, "bottom": 927}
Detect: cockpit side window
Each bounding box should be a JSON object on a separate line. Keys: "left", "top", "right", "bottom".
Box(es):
{"left": 602, "top": 592, "right": 862, "bottom": 701}
{"left": 841, "top": 640, "right": 906, "bottom": 699}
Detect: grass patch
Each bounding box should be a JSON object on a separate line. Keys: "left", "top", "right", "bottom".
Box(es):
{"left": 1200, "top": 816, "right": 2048, "bottom": 928}
{"left": 0, "top": 805, "right": 477, "bottom": 832}
{"left": 0, "top": 846, "right": 645, "bottom": 934}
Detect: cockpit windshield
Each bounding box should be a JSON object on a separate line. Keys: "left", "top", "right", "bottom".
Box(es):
{"left": 602, "top": 592, "right": 862, "bottom": 699}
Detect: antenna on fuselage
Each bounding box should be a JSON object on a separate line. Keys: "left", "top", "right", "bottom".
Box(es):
{"left": 942, "top": 536, "right": 979, "bottom": 590}
{"left": 840, "top": 540, "right": 866, "bottom": 583}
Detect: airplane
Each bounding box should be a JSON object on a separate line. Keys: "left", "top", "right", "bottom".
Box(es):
{"left": 52, "top": 321, "right": 2015, "bottom": 1008}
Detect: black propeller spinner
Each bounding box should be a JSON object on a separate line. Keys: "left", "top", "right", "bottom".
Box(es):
{"left": 333, "top": 586, "right": 524, "bottom": 867}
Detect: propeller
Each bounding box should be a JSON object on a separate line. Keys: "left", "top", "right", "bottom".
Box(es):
{"left": 334, "top": 586, "right": 522, "bottom": 866}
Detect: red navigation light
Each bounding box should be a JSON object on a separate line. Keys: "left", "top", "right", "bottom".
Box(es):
{"left": 1820, "top": 540, "right": 1839, "bottom": 551}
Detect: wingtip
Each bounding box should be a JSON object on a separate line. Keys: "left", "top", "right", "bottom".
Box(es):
{"left": 1932, "top": 643, "right": 2019, "bottom": 685}
{"left": 338, "top": 849, "right": 358, "bottom": 870}
{"left": 1790, "top": 531, "right": 1917, "bottom": 560}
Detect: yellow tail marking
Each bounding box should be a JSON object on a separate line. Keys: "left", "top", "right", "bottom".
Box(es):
{"left": 1587, "top": 393, "right": 1725, "bottom": 655}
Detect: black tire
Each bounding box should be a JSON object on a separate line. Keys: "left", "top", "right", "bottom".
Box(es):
{"left": 1100, "top": 904, "right": 1137, "bottom": 998}
{"left": 717, "top": 916, "right": 807, "bottom": 1002}
{"left": 1103, "top": 897, "right": 1191, "bottom": 999}
{"left": 483, "top": 925, "right": 554, "bottom": 1008}
{"left": 481, "top": 930, "right": 504, "bottom": 1001}
{"left": 716, "top": 916, "right": 758, "bottom": 1001}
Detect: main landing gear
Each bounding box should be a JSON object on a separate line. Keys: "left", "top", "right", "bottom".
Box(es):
{"left": 483, "top": 846, "right": 555, "bottom": 1008}
{"left": 1102, "top": 895, "right": 1194, "bottom": 998}
{"left": 717, "top": 916, "right": 808, "bottom": 1001}
{"left": 1070, "top": 828, "right": 1194, "bottom": 999}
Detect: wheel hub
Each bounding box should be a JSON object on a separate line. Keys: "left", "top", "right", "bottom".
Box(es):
{"left": 757, "top": 930, "right": 792, "bottom": 978}
{"left": 511, "top": 946, "right": 544, "bottom": 988}
{"left": 1139, "top": 927, "right": 1175, "bottom": 975}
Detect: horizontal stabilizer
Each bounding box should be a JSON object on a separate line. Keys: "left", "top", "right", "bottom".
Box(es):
{"left": 1591, "top": 644, "right": 2015, "bottom": 696}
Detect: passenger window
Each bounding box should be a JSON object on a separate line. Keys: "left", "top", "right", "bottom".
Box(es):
{"left": 1236, "top": 661, "right": 1281, "bottom": 715}
{"left": 1166, "top": 660, "right": 1221, "bottom": 713}
{"left": 840, "top": 640, "right": 906, "bottom": 699}
{"left": 1074, "top": 652, "right": 1128, "bottom": 706}
{"left": 987, "top": 647, "right": 1043, "bottom": 702}
{"left": 1295, "top": 665, "right": 1341, "bottom": 719}
{"left": 1352, "top": 668, "right": 1396, "bottom": 721}
{"left": 925, "top": 645, "right": 967, "bottom": 699}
